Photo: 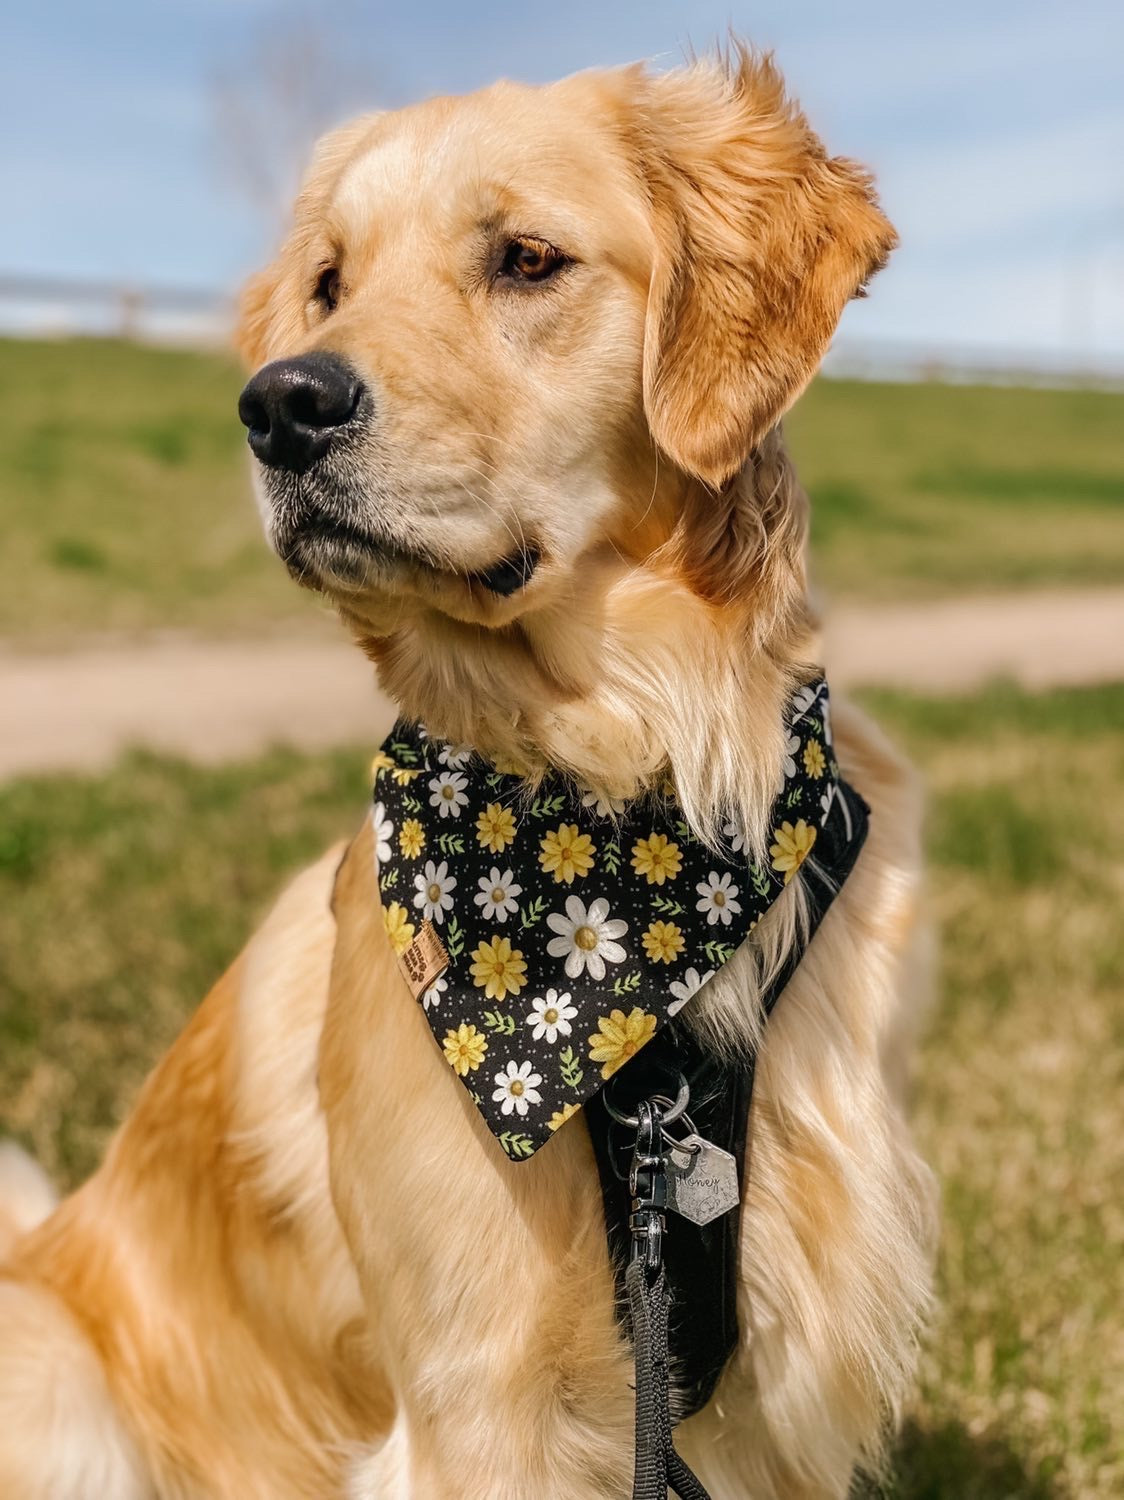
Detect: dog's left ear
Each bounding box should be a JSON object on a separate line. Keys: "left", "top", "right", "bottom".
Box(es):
{"left": 634, "top": 50, "right": 897, "bottom": 488}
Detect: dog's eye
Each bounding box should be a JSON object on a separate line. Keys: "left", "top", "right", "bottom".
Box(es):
{"left": 313, "top": 267, "right": 341, "bottom": 314}
{"left": 499, "top": 237, "right": 568, "bottom": 284}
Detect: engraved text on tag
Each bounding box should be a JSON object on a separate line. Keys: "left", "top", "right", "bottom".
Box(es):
{"left": 665, "top": 1134, "right": 740, "bottom": 1226}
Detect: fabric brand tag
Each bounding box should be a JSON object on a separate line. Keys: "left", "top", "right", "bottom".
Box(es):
{"left": 398, "top": 919, "right": 449, "bottom": 1000}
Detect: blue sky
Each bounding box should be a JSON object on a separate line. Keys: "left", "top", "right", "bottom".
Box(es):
{"left": 3, "top": 0, "right": 1121, "bottom": 365}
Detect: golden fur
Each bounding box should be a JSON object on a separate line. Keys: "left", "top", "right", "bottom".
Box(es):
{"left": 1, "top": 47, "right": 937, "bottom": 1498}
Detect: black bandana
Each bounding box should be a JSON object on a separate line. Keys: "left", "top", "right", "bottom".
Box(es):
{"left": 370, "top": 678, "right": 862, "bottom": 1160}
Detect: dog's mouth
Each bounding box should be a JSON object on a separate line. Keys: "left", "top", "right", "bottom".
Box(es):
{"left": 467, "top": 545, "right": 542, "bottom": 596}
{"left": 280, "top": 510, "right": 542, "bottom": 599}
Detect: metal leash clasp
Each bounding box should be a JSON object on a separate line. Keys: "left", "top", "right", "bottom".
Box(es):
{"left": 628, "top": 1097, "right": 668, "bottom": 1274}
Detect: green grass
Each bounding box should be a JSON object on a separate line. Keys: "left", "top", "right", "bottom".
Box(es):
{"left": 0, "top": 747, "right": 368, "bottom": 1181}
{"left": 1, "top": 681, "right": 1120, "bottom": 1494}
{"left": 787, "top": 378, "right": 1124, "bottom": 598}
{"left": 864, "top": 682, "right": 1124, "bottom": 1498}
{"left": 0, "top": 337, "right": 326, "bottom": 641}
{"left": 1, "top": 337, "right": 1122, "bottom": 642}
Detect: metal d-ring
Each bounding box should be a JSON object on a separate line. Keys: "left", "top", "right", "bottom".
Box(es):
{"left": 661, "top": 1109, "right": 701, "bottom": 1155}
{"left": 603, "top": 1073, "right": 690, "bottom": 1130}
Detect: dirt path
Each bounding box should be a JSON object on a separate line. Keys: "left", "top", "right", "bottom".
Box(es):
{"left": 2, "top": 587, "right": 1122, "bottom": 781}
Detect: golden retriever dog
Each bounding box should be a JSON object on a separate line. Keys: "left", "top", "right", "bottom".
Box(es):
{"left": 0, "top": 46, "right": 937, "bottom": 1499}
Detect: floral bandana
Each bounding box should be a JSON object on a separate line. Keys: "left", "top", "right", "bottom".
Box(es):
{"left": 370, "top": 678, "right": 864, "bottom": 1160}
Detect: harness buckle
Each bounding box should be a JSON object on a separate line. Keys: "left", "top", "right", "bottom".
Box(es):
{"left": 629, "top": 1208, "right": 665, "bottom": 1272}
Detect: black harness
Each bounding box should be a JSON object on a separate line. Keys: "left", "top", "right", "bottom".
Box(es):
{"left": 584, "top": 780, "right": 869, "bottom": 1497}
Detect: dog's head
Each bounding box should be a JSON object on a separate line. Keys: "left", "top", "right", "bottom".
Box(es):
{"left": 237, "top": 49, "right": 894, "bottom": 638}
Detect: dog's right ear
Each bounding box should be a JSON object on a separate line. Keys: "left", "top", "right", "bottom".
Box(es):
{"left": 233, "top": 113, "right": 383, "bottom": 369}
{"left": 234, "top": 264, "right": 282, "bottom": 369}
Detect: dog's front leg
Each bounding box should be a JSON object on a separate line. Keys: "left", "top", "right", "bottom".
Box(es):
{"left": 322, "top": 820, "right": 636, "bottom": 1499}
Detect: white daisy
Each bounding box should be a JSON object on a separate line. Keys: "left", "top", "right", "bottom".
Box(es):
{"left": 722, "top": 817, "right": 747, "bottom": 853}
{"left": 474, "top": 867, "right": 522, "bottom": 922}
{"left": 696, "top": 871, "right": 742, "bottom": 927}
{"left": 580, "top": 788, "right": 627, "bottom": 819}
{"left": 782, "top": 733, "right": 801, "bottom": 781}
{"left": 413, "top": 859, "right": 457, "bottom": 924}
{"left": 525, "top": 989, "right": 578, "bottom": 1043}
{"left": 491, "top": 1060, "right": 543, "bottom": 1117}
{"left": 820, "top": 782, "right": 836, "bottom": 822}
{"left": 667, "top": 966, "right": 716, "bottom": 1017}
{"left": 428, "top": 771, "right": 469, "bottom": 819}
{"left": 790, "top": 683, "right": 820, "bottom": 718}
{"left": 437, "top": 742, "right": 472, "bottom": 768}
{"left": 546, "top": 895, "right": 629, "bottom": 981}
{"left": 372, "top": 802, "right": 393, "bottom": 865}
{"left": 820, "top": 695, "right": 833, "bottom": 747}
{"left": 421, "top": 975, "right": 447, "bottom": 1011}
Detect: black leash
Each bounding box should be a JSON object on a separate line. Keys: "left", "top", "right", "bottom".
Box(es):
{"left": 626, "top": 1098, "right": 713, "bottom": 1500}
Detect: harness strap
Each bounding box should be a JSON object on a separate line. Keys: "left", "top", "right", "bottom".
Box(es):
{"left": 585, "top": 780, "right": 870, "bottom": 1427}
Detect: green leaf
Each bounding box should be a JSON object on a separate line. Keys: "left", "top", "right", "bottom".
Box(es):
{"left": 603, "top": 837, "right": 622, "bottom": 876}
{"left": 530, "top": 793, "right": 566, "bottom": 820}
{"left": 519, "top": 894, "right": 547, "bottom": 930}
{"left": 402, "top": 794, "right": 421, "bottom": 814}
{"left": 612, "top": 971, "right": 641, "bottom": 997}
{"left": 703, "top": 940, "right": 734, "bottom": 966}
{"left": 652, "top": 894, "right": 685, "bottom": 917}
{"left": 445, "top": 913, "right": 465, "bottom": 959}
{"left": 498, "top": 1131, "right": 534, "bottom": 1160}
{"left": 482, "top": 1009, "right": 516, "bottom": 1035}
{"left": 750, "top": 863, "right": 770, "bottom": 897}
{"left": 389, "top": 741, "right": 419, "bottom": 765}
{"left": 437, "top": 832, "right": 465, "bottom": 857}
{"left": 785, "top": 787, "right": 802, "bottom": 809}
{"left": 379, "top": 867, "right": 399, "bottom": 891}
{"left": 559, "top": 1045, "right": 584, "bottom": 1090}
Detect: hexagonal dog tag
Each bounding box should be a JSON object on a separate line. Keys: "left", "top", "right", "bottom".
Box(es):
{"left": 664, "top": 1134, "right": 740, "bottom": 1226}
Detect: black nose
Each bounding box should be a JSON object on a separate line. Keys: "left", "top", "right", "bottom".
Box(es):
{"left": 238, "top": 353, "right": 364, "bottom": 473}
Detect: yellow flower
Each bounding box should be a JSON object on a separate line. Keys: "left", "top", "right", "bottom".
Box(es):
{"left": 398, "top": 818, "right": 425, "bottom": 858}
{"left": 641, "top": 920, "right": 685, "bottom": 965}
{"left": 588, "top": 1007, "right": 658, "bottom": 1079}
{"left": 383, "top": 901, "right": 415, "bottom": 956}
{"left": 540, "top": 823, "right": 596, "bottom": 884}
{"left": 803, "top": 740, "right": 826, "bottom": 779}
{"left": 469, "top": 935, "right": 528, "bottom": 1000}
{"left": 477, "top": 801, "right": 517, "bottom": 853}
{"left": 443, "top": 1023, "right": 488, "bottom": 1076}
{"left": 631, "top": 832, "right": 682, "bottom": 885}
{"left": 370, "top": 750, "right": 395, "bottom": 779}
{"left": 548, "top": 1101, "right": 581, "bottom": 1132}
{"left": 769, "top": 819, "right": 818, "bottom": 884}
{"left": 390, "top": 766, "right": 420, "bottom": 785}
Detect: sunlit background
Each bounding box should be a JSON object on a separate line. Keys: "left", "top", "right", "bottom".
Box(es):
{"left": 4, "top": 0, "right": 1124, "bottom": 375}
{"left": 1, "top": 4, "right": 1121, "bottom": 1496}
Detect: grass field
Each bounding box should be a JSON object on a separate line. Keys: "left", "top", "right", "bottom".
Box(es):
{"left": 2, "top": 336, "right": 1122, "bottom": 642}
{"left": 1, "top": 681, "right": 1120, "bottom": 1497}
